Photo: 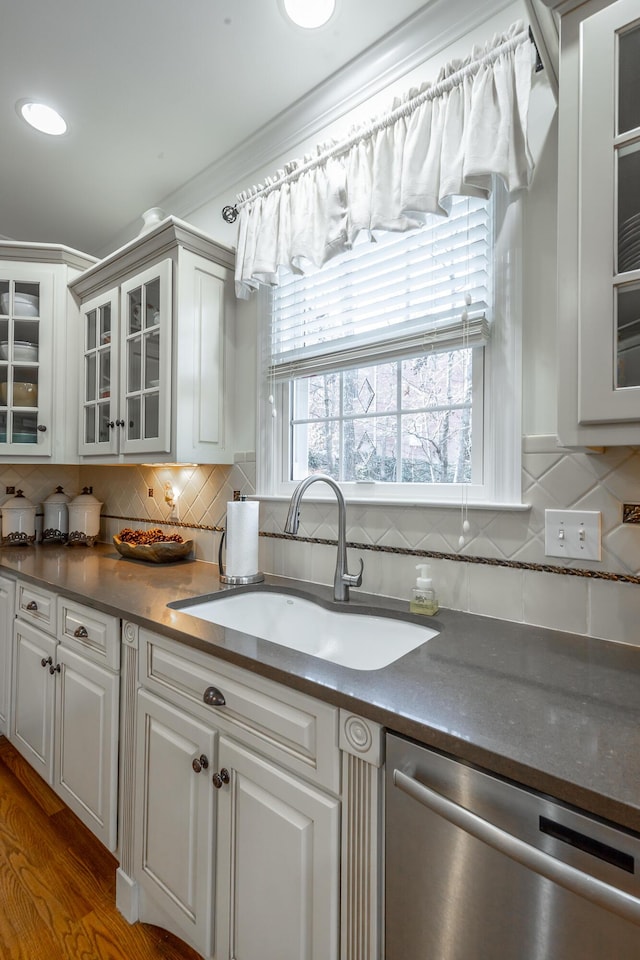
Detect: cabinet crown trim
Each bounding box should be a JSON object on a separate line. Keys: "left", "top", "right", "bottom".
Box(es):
{"left": 69, "top": 217, "right": 235, "bottom": 300}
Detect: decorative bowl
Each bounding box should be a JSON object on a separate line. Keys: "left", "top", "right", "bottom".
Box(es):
{"left": 113, "top": 535, "right": 194, "bottom": 564}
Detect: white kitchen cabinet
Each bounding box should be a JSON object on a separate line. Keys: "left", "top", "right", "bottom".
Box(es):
{"left": 134, "top": 689, "right": 217, "bottom": 956}
{"left": 9, "top": 582, "right": 120, "bottom": 850}
{"left": 215, "top": 735, "right": 340, "bottom": 960}
{"left": 0, "top": 243, "right": 96, "bottom": 461}
{"left": 554, "top": 0, "right": 640, "bottom": 444}
{"left": 54, "top": 644, "right": 119, "bottom": 849}
{"left": 11, "top": 616, "right": 57, "bottom": 780}
{"left": 130, "top": 628, "right": 341, "bottom": 960}
{"left": 70, "top": 217, "right": 237, "bottom": 464}
{"left": 0, "top": 574, "right": 15, "bottom": 736}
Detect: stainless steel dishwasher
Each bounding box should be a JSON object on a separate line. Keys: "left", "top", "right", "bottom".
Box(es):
{"left": 385, "top": 732, "right": 640, "bottom": 959}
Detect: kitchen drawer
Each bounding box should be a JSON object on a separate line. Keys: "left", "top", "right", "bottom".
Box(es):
{"left": 16, "top": 582, "right": 57, "bottom": 635}
{"left": 138, "top": 629, "right": 340, "bottom": 793}
{"left": 58, "top": 598, "right": 120, "bottom": 670}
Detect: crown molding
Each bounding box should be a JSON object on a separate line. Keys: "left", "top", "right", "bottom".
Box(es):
{"left": 101, "top": 0, "right": 517, "bottom": 256}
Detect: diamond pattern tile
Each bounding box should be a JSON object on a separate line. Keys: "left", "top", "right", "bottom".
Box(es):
{"left": 6, "top": 442, "right": 638, "bottom": 642}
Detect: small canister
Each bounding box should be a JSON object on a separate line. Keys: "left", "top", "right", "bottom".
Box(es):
{"left": 2, "top": 490, "right": 36, "bottom": 546}
{"left": 42, "top": 485, "right": 70, "bottom": 543}
{"left": 67, "top": 488, "right": 103, "bottom": 546}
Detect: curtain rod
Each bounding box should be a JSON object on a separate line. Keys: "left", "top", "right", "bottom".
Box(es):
{"left": 221, "top": 25, "right": 542, "bottom": 224}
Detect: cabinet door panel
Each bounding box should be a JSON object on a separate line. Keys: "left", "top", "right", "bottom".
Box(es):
{"left": 578, "top": 0, "right": 640, "bottom": 422}
{"left": 0, "top": 264, "right": 54, "bottom": 456}
{"left": 120, "top": 261, "right": 172, "bottom": 455}
{"left": 11, "top": 620, "right": 57, "bottom": 781}
{"left": 134, "top": 690, "right": 216, "bottom": 956}
{"left": 55, "top": 646, "right": 119, "bottom": 850}
{"left": 216, "top": 736, "right": 340, "bottom": 960}
{"left": 0, "top": 575, "right": 15, "bottom": 735}
{"left": 79, "top": 288, "right": 119, "bottom": 456}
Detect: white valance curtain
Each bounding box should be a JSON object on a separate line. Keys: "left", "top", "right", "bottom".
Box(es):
{"left": 234, "top": 21, "right": 535, "bottom": 299}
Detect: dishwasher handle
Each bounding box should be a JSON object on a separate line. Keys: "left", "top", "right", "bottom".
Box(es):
{"left": 393, "top": 768, "right": 640, "bottom": 928}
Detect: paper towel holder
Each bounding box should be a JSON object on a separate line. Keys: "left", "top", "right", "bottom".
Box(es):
{"left": 217, "top": 529, "right": 264, "bottom": 585}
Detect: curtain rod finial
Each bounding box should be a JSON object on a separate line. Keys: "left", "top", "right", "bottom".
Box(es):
{"left": 222, "top": 204, "right": 239, "bottom": 224}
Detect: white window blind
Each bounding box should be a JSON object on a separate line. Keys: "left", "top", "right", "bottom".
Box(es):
{"left": 269, "top": 195, "right": 491, "bottom": 380}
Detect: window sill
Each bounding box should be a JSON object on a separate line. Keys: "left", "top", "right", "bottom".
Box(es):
{"left": 255, "top": 493, "right": 531, "bottom": 512}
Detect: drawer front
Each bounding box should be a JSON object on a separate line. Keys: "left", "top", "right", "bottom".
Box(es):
{"left": 16, "top": 582, "right": 56, "bottom": 634}
{"left": 139, "top": 629, "right": 340, "bottom": 794}
{"left": 58, "top": 599, "right": 120, "bottom": 670}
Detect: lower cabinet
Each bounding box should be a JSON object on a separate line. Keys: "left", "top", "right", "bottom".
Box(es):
{"left": 9, "top": 582, "right": 120, "bottom": 851}
{"left": 54, "top": 644, "right": 119, "bottom": 849}
{"left": 134, "top": 690, "right": 217, "bottom": 954}
{"left": 11, "top": 617, "right": 57, "bottom": 780}
{"left": 0, "top": 574, "right": 15, "bottom": 736}
{"left": 130, "top": 628, "right": 342, "bottom": 960}
{"left": 215, "top": 736, "right": 340, "bottom": 960}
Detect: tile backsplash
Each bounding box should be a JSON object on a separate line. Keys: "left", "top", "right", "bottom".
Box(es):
{"left": 1, "top": 438, "right": 638, "bottom": 646}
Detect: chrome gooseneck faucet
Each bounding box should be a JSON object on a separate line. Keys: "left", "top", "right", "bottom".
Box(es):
{"left": 284, "top": 474, "right": 364, "bottom": 602}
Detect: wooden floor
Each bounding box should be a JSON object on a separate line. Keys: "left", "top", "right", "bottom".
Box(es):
{"left": 0, "top": 735, "right": 203, "bottom": 960}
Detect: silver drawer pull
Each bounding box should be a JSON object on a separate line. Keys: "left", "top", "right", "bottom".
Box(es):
{"left": 73, "top": 625, "right": 89, "bottom": 638}
{"left": 203, "top": 686, "right": 226, "bottom": 707}
{"left": 26, "top": 600, "right": 38, "bottom": 611}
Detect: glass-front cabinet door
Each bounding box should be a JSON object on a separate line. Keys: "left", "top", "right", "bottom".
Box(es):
{"left": 79, "top": 259, "right": 172, "bottom": 458}
{"left": 579, "top": 0, "right": 640, "bottom": 422}
{"left": 79, "top": 288, "right": 119, "bottom": 456}
{"left": 120, "top": 260, "right": 172, "bottom": 455}
{"left": 0, "top": 266, "right": 53, "bottom": 456}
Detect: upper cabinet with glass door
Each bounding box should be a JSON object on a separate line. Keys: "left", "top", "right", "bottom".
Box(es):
{"left": 79, "top": 263, "right": 170, "bottom": 458}
{"left": 555, "top": 0, "right": 640, "bottom": 445}
{"left": 0, "top": 245, "right": 96, "bottom": 462}
{"left": 71, "top": 217, "right": 237, "bottom": 464}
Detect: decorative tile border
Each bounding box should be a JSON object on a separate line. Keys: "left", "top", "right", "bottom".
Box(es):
{"left": 104, "top": 515, "right": 640, "bottom": 586}
{"left": 262, "top": 531, "right": 640, "bottom": 585}
{"left": 103, "top": 514, "right": 224, "bottom": 533}
{"left": 622, "top": 503, "right": 640, "bottom": 524}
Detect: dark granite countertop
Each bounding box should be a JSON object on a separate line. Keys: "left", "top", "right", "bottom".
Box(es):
{"left": 1, "top": 543, "right": 639, "bottom": 833}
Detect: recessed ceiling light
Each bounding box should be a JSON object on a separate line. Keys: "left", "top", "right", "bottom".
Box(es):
{"left": 17, "top": 100, "right": 67, "bottom": 136}
{"left": 282, "top": 0, "right": 336, "bottom": 29}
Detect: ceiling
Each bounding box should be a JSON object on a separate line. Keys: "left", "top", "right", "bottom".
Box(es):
{"left": 1, "top": 0, "right": 434, "bottom": 258}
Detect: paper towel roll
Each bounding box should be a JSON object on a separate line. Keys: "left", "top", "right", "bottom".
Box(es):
{"left": 226, "top": 500, "right": 260, "bottom": 577}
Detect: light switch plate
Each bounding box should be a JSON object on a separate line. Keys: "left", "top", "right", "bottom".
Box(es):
{"left": 544, "top": 509, "right": 602, "bottom": 561}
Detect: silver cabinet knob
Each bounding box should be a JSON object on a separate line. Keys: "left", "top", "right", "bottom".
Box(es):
{"left": 26, "top": 600, "right": 38, "bottom": 611}
{"left": 41, "top": 656, "right": 52, "bottom": 668}
{"left": 73, "top": 625, "right": 89, "bottom": 638}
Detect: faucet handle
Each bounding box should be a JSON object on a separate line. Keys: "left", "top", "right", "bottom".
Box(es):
{"left": 343, "top": 557, "right": 364, "bottom": 589}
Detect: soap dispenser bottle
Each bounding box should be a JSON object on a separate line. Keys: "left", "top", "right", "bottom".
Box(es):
{"left": 410, "top": 563, "right": 439, "bottom": 616}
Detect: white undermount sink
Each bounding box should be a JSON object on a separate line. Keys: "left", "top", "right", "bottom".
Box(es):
{"left": 170, "top": 590, "right": 439, "bottom": 671}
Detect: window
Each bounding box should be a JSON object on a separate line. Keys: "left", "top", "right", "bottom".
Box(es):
{"left": 259, "top": 183, "right": 522, "bottom": 505}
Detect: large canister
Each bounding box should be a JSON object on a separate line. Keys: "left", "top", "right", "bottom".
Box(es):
{"left": 42, "top": 485, "right": 70, "bottom": 543}
{"left": 67, "top": 488, "right": 103, "bottom": 546}
{"left": 2, "top": 490, "right": 36, "bottom": 545}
